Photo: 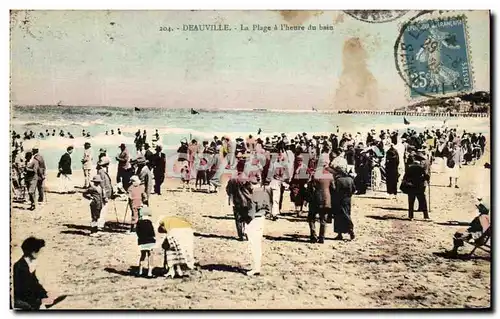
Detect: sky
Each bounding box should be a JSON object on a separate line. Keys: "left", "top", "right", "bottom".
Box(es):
{"left": 10, "top": 10, "right": 490, "bottom": 110}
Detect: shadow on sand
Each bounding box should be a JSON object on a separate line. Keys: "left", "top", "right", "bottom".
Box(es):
{"left": 264, "top": 233, "right": 337, "bottom": 243}
{"left": 432, "top": 251, "right": 490, "bottom": 261}
{"left": 194, "top": 232, "right": 239, "bottom": 241}
{"left": 435, "top": 221, "right": 470, "bottom": 227}
{"left": 62, "top": 223, "right": 129, "bottom": 235}
{"left": 104, "top": 266, "right": 167, "bottom": 278}
{"left": 372, "top": 206, "right": 408, "bottom": 212}
{"left": 354, "top": 194, "right": 390, "bottom": 200}
{"left": 60, "top": 230, "right": 89, "bottom": 236}
{"left": 202, "top": 215, "right": 234, "bottom": 220}
{"left": 199, "top": 263, "right": 246, "bottom": 274}
{"left": 365, "top": 215, "right": 410, "bottom": 222}
{"left": 11, "top": 204, "right": 31, "bottom": 210}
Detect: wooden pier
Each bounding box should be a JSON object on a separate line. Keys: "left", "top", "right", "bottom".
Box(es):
{"left": 338, "top": 110, "right": 489, "bottom": 118}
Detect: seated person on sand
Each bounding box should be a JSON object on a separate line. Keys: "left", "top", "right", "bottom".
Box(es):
{"left": 13, "top": 237, "right": 60, "bottom": 310}
{"left": 449, "top": 198, "right": 490, "bottom": 256}
{"left": 157, "top": 215, "right": 195, "bottom": 278}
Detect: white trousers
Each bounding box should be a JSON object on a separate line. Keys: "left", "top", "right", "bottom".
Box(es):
{"left": 98, "top": 203, "right": 108, "bottom": 228}
{"left": 58, "top": 174, "right": 73, "bottom": 193}
{"left": 269, "top": 179, "right": 282, "bottom": 217}
{"left": 245, "top": 217, "right": 265, "bottom": 272}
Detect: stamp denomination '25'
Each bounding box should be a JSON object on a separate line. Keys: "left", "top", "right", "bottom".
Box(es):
{"left": 398, "top": 16, "right": 473, "bottom": 98}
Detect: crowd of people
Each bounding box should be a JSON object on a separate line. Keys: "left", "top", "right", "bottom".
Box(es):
{"left": 11, "top": 123, "right": 491, "bottom": 309}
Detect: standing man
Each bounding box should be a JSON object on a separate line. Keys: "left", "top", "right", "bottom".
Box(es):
{"left": 24, "top": 152, "right": 38, "bottom": 211}
{"left": 136, "top": 156, "right": 153, "bottom": 206}
{"left": 57, "top": 146, "right": 74, "bottom": 194}
{"left": 96, "top": 157, "right": 113, "bottom": 230}
{"left": 385, "top": 144, "right": 400, "bottom": 200}
{"left": 116, "top": 143, "right": 132, "bottom": 190}
{"left": 31, "top": 146, "right": 46, "bottom": 205}
{"left": 81, "top": 142, "right": 93, "bottom": 188}
{"left": 345, "top": 144, "right": 356, "bottom": 175}
{"left": 152, "top": 145, "right": 166, "bottom": 195}
{"left": 447, "top": 143, "right": 463, "bottom": 188}
{"left": 144, "top": 143, "right": 154, "bottom": 170}
{"left": 240, "top": 171, "right": 272, "bottom": 276}
{"left": 402, "top": 154, "right": 430, "bottom": 220}
{"left": 188, "top": 139, "right": 198, "bottom": 178}
{"left": 226, "top": 161, "right": 251, "bottom": 241}
{"left": 478, "top": 133, "right": 486, "bottom": 156}
{"left": 266, "top": 148, "right": 289, "bottom": 221}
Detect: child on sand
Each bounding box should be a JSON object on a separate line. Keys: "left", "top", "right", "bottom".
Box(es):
{"left": 82, "top": 175, "right": 107, "bottom": 236}
{"left": 135, "top": 207, "right": 156, "bottom": 278}
{"left": 180, "top": 163, "right": 191, "bottom": 191}
{"left": 128, "top": 175, "right": 147, "bottom": 233}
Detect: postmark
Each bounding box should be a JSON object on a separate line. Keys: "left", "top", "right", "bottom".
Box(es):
{"left": 344, "top": 10, "right": 408, "bottom": 23}
{"left": 394, "top": 14, "right": 474, "bottom": 99}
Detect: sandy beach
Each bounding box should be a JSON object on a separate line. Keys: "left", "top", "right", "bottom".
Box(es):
{"left": 10, "top": 146, "right": 491, "bottom": 309}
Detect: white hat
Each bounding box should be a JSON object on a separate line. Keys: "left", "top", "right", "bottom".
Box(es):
{"left": 130, "top": 175, "right": 140, "bottom": 183}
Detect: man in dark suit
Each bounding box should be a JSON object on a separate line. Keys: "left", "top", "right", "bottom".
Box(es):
{"left": 32, "top": 147, "right": 46, "bottom": 204}
{"left": 152, "top": 145, "right": 166, "bottom": 195}
{"left": 13, "top": 237, "right": 55, "bottom": 310}
{"left": 58, "top": 146, "right": 74, "bottom": 194}
{"left": 144, "top": 143, "right": 154, "bottom": 170}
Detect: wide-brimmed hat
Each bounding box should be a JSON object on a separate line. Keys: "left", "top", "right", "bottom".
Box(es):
{"left": 92, "top": 175, "right": 102, "bottom": 183}
{"left": 98, "top": 148, "right": 107, "bottom": 153}
{"left": 130, "top": 175, "right": 140, "bottom": 183}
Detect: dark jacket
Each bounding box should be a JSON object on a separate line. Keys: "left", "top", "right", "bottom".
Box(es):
{"left": 136, "top": 219, "right": 156, "bottom": 245}
{"left": 152, "top": 152, "right": 166, "bottom": 176}
{"left": 385, "top": 147, "right": 400, "bottom": 171}
{"left": 58, "top": 152, "right": 72, "bottom": 175}
{"left": 247, "top": 186, "right": 272, "bottom": 221}
{"left": 13, "top": 257, "right": 48, "bottom": 310}
{"left": 226, "top": 175, "right": 253, "bottom": 208}
{"left": 144, "top": 149, "right": 154, "bottom": 169}
{"left": 345, "top": 148, "right": 355, "bottom": 165}
{"left": 402, "top": 163, "right": 429, "bottom": 193}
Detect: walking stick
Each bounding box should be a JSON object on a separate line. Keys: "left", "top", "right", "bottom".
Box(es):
{"left": 428, "top": 181, "right": 431, "bottom": 214}
{"left": 112, "top": 200, "right": 119, "bottom": 223}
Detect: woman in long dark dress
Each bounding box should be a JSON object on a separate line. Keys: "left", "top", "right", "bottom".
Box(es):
{"left": 385, "top": 144, "right": 400, "bottom": 199}
{"left": 331, "top": 164, "right": 356, "bottom": 240}
{"left": 289, "top": 155, "right": 308, "bottom": 216}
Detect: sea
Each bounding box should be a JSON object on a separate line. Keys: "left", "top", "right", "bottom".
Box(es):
{"left": 10, "top": 105, "right": 490, "bottom": 173}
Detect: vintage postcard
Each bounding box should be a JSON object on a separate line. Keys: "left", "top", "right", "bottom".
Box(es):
{"left": 10, "top": 10, "right": 490, "bottom": 310}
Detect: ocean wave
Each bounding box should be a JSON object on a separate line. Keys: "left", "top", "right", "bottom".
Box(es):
{"left": 21, "top": 134, "right": 135, "bottom": 150}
